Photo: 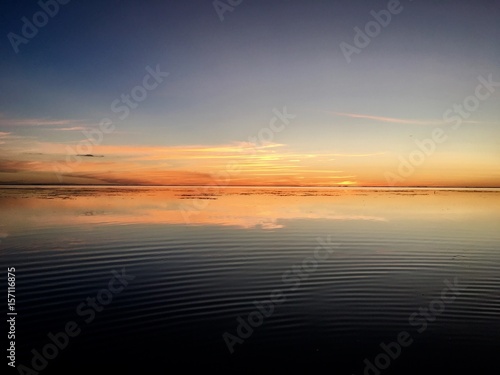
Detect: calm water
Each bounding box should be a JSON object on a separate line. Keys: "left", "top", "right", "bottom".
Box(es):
{"left": 1, "top": 187, "right": 499, "bottom": 374}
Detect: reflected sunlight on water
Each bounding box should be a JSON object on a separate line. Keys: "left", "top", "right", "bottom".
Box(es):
{"left": 1, "top": 187, "right": 499, "bottom": 373}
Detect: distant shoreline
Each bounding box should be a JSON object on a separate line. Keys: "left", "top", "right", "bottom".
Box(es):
{"left": 0, "top": 184, "right": 499, "bottom": 189}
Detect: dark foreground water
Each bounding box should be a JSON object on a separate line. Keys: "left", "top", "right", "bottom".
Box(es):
{"left": 1, "top": 187, "right": 499, "bottom": 374}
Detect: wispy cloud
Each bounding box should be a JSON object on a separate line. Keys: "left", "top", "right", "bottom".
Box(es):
{"left": 330, "top": 111, "right": 486, "bottom": 126}
{"left": 0, "top": 114, "right": 86, "bottom": 128}
{"left": 331, "top": 112, "right": 442, "bottom": 125}
{"left": 0, "top": 132, "right": 11, "bottom": 145}
{"left": 328, "top": 152, "right": 386, "bottom": 157}
{"left": 0, "top": 159, "right": 42, "bottom": 173}
{"left": 48, "top": 126, "right": 89, "bottom": 131}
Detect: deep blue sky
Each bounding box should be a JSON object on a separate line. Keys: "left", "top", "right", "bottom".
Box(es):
{"left": 1, "top": 0, "right": 499, "bottom": 185}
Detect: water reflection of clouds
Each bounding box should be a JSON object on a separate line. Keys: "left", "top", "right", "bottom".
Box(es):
{"left": 0, "top": 188, "right": 498, "bottom": 235}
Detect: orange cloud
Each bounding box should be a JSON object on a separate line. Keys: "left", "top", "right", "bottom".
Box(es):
{"left": 1, "top": 133, "right": 497, "bottom": 186}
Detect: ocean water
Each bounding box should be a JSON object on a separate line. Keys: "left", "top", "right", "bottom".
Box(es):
{"left": 1, "top": 187, "right": 499, "bottom": 374}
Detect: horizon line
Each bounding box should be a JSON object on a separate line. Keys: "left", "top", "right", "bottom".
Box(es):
{"left": 0, "top": 184, "right": 499, "bottom": 189}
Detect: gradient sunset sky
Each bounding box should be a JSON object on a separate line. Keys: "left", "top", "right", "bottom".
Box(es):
{"left": 1, "top": 0, "right": 499, "bottom": 186}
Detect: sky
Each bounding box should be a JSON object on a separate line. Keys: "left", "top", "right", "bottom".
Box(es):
{"left": 0, "top": 0, "right": 499, "bottom": 186}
